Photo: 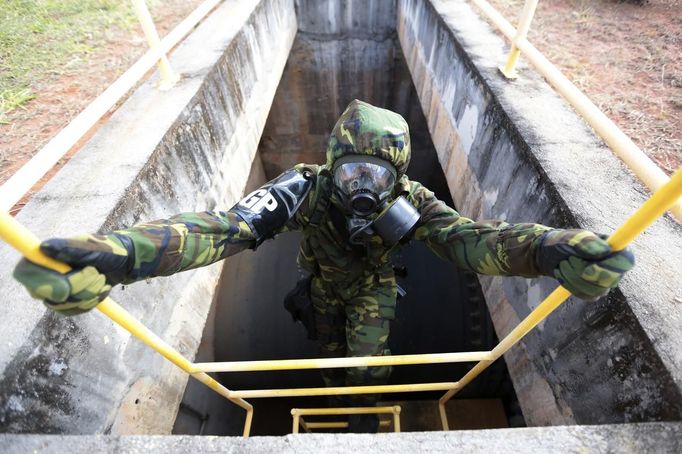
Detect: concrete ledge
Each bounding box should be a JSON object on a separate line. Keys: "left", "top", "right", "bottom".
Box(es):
{"left": 0, "top": 0, "right": 296, "bottom": 434}
{"left": 398, "top": 0, "right": 682, "bottom": 424}
{"left": 2, "top": 422, "right": 680, "bottom": 453}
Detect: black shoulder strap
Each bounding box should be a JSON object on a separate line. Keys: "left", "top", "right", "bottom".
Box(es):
{"left": 308, "top": 168, "right": 333, "bottom": 227}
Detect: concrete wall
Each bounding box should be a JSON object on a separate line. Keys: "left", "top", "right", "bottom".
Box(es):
{"left": 3, "top": 422, "right": 681, "bottom": 453}
{"left": 398, "top": 0, "right": 682, "bottom": 425}
{"left": 260, "top": 0, "right": 400, "bottom": 178}
{"left": 172, "top": 155, "right": 277, "bottom": 436}
{"left": 173, "top": 0, "right": 515, "bottom": 435}
{"left": 0, "top": 0, "right": 296, "bottom": 434}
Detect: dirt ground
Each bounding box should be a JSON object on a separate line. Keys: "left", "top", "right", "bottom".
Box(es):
{"left": 486, "top": 0, "right": 681, "bottom": 174}
{"left": 0, "top": 0, "right": 680, "bottom": 212}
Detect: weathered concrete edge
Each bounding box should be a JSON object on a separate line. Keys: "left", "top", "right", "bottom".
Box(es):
{"left": 0, "top": 0, "right": 296, "bottom": 434}
{"left": 397, "top": 0, "right": 682, "bottom": 424}
{"left": 2, "top": 422, "right": 680, "bottom": 453}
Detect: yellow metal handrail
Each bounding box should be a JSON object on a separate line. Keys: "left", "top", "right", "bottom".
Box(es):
{"left": 0, "top": 211, "right": 257, "bottom": 435}
{"left": 291, "top": 406, "right": 401, "bottom": 434}
{"left": 228, "top": 382, "right": 458, "bottom": 399}
{"left": 438, "top": 167, "right": 682, "bottom": 429}
{"left": 0, "top": 0, "right": 678, "bottom": 437}
{"left": 467, "top": 0, "right": 682, "bottom": 222}
{"left": 296, "top": 419, "right": 394, "bottom": 433}
{"left": 193, "top": 351, "right": 493, "bottom": 372}
{"left": 0, "top": 168, "right": 679, "bottom": 435}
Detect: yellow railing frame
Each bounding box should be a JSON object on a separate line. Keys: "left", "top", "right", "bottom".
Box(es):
{"left": 437, "top": 166, "right": 682, "bottom": 428}
{"left": 295, "top": 419, "right": 394, "bottom": 432}
{"left": 193, "top": 351, "right": 493, "bottom": 372}
{"left": 0, "top": 212, "right": 261, "bottom": 434}
{"left": 0, "top": 167, "right": 679, "bottom": 435}
{"left": 0, "top": 0, "right": 678, "bottom": 437}
{"left": 291, "top": 406, "right": 401, "bottom": 434}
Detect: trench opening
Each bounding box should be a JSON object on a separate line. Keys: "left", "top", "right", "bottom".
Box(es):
{"left": 172, "top": 26, "right": 524, "bottom": 436}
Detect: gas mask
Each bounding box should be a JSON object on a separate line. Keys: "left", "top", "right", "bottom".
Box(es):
{"left": 332, "top": 155, "right": 420, "bottom": 247}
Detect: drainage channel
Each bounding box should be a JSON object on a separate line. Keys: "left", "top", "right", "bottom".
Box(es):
{"left": 172, "top": 28, "right": 522, "bottom": 436}
{"left": 2, "top": 0, "right": 681, "bottom": 442}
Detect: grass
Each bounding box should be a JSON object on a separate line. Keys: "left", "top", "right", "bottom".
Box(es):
{"left": 571, "top": 0, "right": 595, "bottom": 26}
{"left": 0, "top": 88, "right": 36, "bottom": 124}
{"left": 0, "top": 0, "right": 140, "bottom": 122}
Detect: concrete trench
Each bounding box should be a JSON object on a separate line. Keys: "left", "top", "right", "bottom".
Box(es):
{"left": 173, "top": 25, "right": 519, "bottom": 434}
{"left": 0, "top": 0, "right": 681, "bottom": 449}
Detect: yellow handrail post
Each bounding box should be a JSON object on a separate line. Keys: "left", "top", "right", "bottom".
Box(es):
{"left": 291, "top": 409, "right": 301, "bottom": 434}
{"left": 0, "top": 211, "right": 254, "bottom": 437}
{"left": 131, "top": 0, "right": 179, "bottom": 89}
{"left": 438, "top": 167, "right": 682, "bottom": 430}
{"left": 438, "top": 400, "right": 449, "bottom": 431}
{"left": 499, "top": 0, "right": 539, "bottom": 79}
{"left": 392, "top": 405, "right": 402, "bottom": 432}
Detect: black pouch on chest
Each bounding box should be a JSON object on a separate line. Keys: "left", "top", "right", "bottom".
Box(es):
{"left": 283, "top": 275, "right": 317, "bottom": 340}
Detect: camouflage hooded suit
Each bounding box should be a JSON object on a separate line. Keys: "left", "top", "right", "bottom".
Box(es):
{"left": 15, "top": 100, "right": 633, "bottom": 406}
{"left": 284, "top": 100, "right": 552, "bottom": 397}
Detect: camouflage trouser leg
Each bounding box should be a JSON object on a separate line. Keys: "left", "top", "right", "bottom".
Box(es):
{"left": 311, "top": 276, "right": 347, "bottom": 399}
{"left": 311, "top": 273, "right": 397, "bottom": 407}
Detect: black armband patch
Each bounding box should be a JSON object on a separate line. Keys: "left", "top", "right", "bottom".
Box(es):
{"left": 230, "top": 169, "right": 313, "bottom": 243}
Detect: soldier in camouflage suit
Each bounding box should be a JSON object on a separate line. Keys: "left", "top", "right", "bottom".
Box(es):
{"left": 14, "top": 100, "right": 634, "bottom": 432}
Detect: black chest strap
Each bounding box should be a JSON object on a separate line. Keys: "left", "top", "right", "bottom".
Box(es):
{"left": 308, "top": 169, "right": 333, "bottom": 227}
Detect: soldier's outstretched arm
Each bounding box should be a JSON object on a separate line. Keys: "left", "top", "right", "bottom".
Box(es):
{"left": 407, "top": 180, "right": 634, "bottom": 300}
{"left": 13, "top": 168, "right": 313, "bottom": 315}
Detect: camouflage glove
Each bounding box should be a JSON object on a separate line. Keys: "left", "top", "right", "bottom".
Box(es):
{"left": 535, "top": 229, "right": 634, "bottom": 301}
{"left": 13, "top": 234, "right": 132, "bottom": 316}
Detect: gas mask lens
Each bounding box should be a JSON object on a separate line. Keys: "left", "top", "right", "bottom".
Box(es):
{"left": 333, "top": 161, "right": 396, "bottom": 216}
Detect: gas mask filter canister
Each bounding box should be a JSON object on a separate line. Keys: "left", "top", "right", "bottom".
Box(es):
{"left": 372, "top": 196, "right": 420, "bottom": 246}
{"left": 345, "top": 195, "right": 420, "bottom": 246}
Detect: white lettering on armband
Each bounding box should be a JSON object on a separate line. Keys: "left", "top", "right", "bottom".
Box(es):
{"left": 239, "top": 189, "right": 278, "bottom": 212}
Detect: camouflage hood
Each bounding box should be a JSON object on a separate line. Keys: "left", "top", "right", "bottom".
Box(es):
{"left": 325, "top": 100, "right": 411, "bottom": 176}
